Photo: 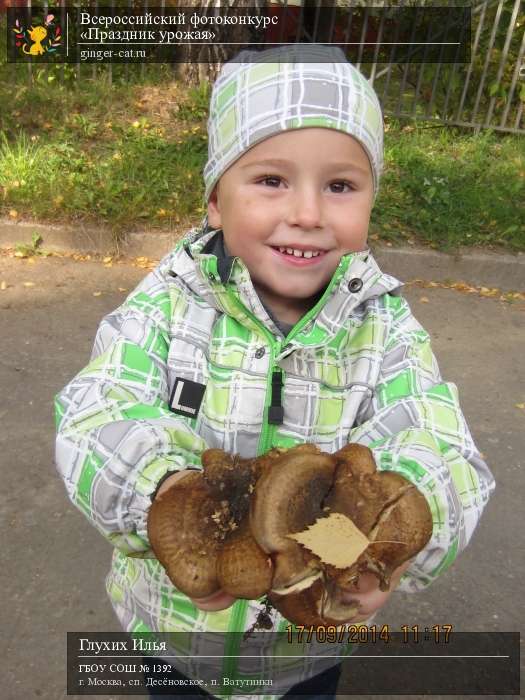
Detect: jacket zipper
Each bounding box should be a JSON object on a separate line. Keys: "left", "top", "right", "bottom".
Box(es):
{"left": 206, "top": 253, "right": 351, "bottom": 456}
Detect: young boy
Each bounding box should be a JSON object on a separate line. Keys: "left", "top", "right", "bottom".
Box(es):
{"left": 55, "top": 45, "right": 495, "bottom": 699}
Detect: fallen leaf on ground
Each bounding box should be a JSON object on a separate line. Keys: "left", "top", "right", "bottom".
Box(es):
{"left": 103, "top": 256, "right": 113, "bottom": 264}
{"left": 419, "top": 296, "right": 429, "bottom": 303}
{"left": 515, "top": 403, "right": 525, "bottom": 411}
{"left": 1, "top": 281, "right": 7, "bottom": 290}
{"left": 23, "top": 281, "right": 35, "bottom": 287}
{"left": 118, "top": 287, "right": 127, "bottom": 292}
{"left": 93, "top": 291, "right": 102, "bottom": 297}
{"left": 406, "top": 279, "right": 525, "bottom": 304}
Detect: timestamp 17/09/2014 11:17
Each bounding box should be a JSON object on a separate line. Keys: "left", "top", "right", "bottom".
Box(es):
{"left": 286, "top": 624, "right": 454, "bottom": 644}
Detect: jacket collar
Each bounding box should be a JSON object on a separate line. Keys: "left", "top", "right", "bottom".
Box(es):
{"left": 170, "top": 226, "right": 403, "bottom": 347}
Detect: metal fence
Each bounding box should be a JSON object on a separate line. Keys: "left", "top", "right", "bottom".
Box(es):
{"left": 362, "top": 0, "right": 524, "bottom": 134}
{"left": 3, "top": 0, "right": 524, "bottom": 134}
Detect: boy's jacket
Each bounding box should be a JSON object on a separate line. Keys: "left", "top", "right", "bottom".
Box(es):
{"left": 55, "top": 226, "right": 494, "bottom": 699}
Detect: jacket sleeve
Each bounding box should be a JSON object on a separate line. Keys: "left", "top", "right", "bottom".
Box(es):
{"left": 349, "top": 294, "right": 495, "bottom": 592}
{"left": 54, "top": 258, "right": 207, "bottom": 556}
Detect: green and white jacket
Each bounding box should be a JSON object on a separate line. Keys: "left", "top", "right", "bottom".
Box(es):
{"left": 55, "top": 225, "right": 494, "bottom": 698}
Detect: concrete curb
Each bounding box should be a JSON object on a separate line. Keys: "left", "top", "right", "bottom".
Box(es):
{"left": 1, "top": 217, "right": 524, "bottom": 291}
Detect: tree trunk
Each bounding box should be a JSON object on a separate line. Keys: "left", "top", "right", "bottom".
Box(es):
{"left": 173, "top": 0, "right": 267, "bottom": 87}
{"left": 303, "top": 0, "right": 337, "bottom": 44}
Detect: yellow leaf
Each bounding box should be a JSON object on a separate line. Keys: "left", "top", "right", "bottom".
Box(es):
{"left": 288, "top": 513, "right": 370, "bottom": 569}
{"left": 9, "top": 209, "right": 18, "bottom": 219}
{"left": 419, "top": 296, "right": 429, "bottom": 303}
{"left": 515, "top": 403, "right": 525, "bottom": 410}
{"left": 118, "top": 287, "right": 128, "bottom": 292}
{"left": 14, "top": 250, "right": 26, "bottom": 258}
{"left": 0, "top": 281, "right": 7, "bottom": 291}
{"left": 93, "top": 291, "right": 102, "bottom": 297}
{"left": 23, "top": 281, "right": 35, "bottom": 287}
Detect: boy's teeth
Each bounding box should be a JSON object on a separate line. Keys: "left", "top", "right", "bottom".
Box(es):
{"left": 278, "top": 247, "right": 321, "bottom": 258}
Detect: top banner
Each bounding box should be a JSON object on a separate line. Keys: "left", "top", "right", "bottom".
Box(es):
{"left": 7, "top": 5, "right": 471, "bottom": 64}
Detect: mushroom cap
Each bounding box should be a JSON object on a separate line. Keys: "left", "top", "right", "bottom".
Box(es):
{"left": 217, "top": 520, "right": 273, "bottom": 599}
{"left": 147, "top": 472, "right": 222, "bottom": 598}
{"left": 325, "top": 444, "right": 433, "bottom": 591}
{"left": 148, "top": 450, "right": 280, "bottom": 601}
{"left": 249, "top": 444, "right": 336, "bottom": 590}
{"left": 250, "top": 444, "right": 336, "bottom": 551}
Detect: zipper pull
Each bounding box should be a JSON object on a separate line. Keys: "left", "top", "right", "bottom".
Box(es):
{"left": 268, "top": 369, "right": 284, "bottom": 425}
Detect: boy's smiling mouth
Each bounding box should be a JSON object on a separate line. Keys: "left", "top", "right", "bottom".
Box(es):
{"left": 270, "top": 245, "right": 328, "bottom": 265}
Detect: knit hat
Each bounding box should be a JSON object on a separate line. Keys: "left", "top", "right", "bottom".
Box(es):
{"left": 203, "top": 44, "right": 384, "bottom": 204}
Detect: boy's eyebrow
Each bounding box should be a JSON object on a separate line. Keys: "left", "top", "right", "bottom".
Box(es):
{"left": 240, "top": 158, "right": 370, "bottom": 176}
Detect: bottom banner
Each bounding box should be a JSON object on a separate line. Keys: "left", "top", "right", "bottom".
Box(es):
{"left": 67, "top": 631, "right": 520, "bottom": 695}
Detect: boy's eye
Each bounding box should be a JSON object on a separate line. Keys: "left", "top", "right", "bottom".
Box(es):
{"left": 329, "top": 180, "right": 354, "bottom": 193}
{"left": 258, "top": 176, "right": 282, "bottom": 188}
{"left": 256, "top": 177, "right": 355, "bottom": 192}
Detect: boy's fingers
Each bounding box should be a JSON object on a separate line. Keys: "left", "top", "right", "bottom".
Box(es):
{"left": 344, "top": 560, "right": 412, "bottom": 595}
{"left": 344, "top": 572, "right": 378, "bottom": 594}
{"left": 190, "top": 590, "right": 237, "bottom": 611}
{"left": 155, "top": 469, "right": 194, "bottom": 499}
{"left": 340, "top": 586, "right": 388, "bottom": 611}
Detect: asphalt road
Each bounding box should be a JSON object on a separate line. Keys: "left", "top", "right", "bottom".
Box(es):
{"left": 1, "top": 251, "right": 523, "bottom": 700}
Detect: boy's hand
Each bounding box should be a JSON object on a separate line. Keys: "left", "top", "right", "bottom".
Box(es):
{"left": 190, "top": 590, "right": 238, "bottom": 611}
{"left": 191, "top": 560, "right": 413, "bottom": 615}
{"left": 191, "top": 563, "right": 412, "bottom": 615}
{"left": 339, "top": 560, "right": 411, "bottom": 622}
{"left": 154, "top": 469, "right": 194, "bottom": 499}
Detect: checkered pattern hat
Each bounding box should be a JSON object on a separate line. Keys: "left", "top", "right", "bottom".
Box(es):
{"left": 203, "top": 44, "right": 384, "bottom": 203}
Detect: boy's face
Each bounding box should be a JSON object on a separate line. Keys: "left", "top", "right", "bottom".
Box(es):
{"left": 207, "top": 128, "right": 374, "bottom": 321}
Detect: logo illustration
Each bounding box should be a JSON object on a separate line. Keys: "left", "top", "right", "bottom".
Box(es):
{"left": 169, "top": 378, "right": 206, "bottom": 419}
{"left": 12, "top": 14, "right": 61, "bottom": 57}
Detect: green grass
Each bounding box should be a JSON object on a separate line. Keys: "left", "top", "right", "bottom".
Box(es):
{"left": 0, "top": 63, "right": 523, "bottom": 251}
{"left": 371, "top": 122, "right": 524, "bottom": 251}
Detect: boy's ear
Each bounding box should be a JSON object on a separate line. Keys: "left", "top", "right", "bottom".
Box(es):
{"left": 207, "top": 185, "right": 222, "bottom": 229}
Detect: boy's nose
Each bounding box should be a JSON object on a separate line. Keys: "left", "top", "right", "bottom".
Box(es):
{"left": 286, "top": 187, "right": 323, "bottom": 231}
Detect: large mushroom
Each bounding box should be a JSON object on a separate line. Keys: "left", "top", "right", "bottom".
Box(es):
{"left": 147, "top": 443, "right": 433, "bottom": 627}
{"left": 262, "top": 444, "right": 433, "bottom": 625}
{"left": 147, "top": 448, "right": 278, "bottom": 600}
